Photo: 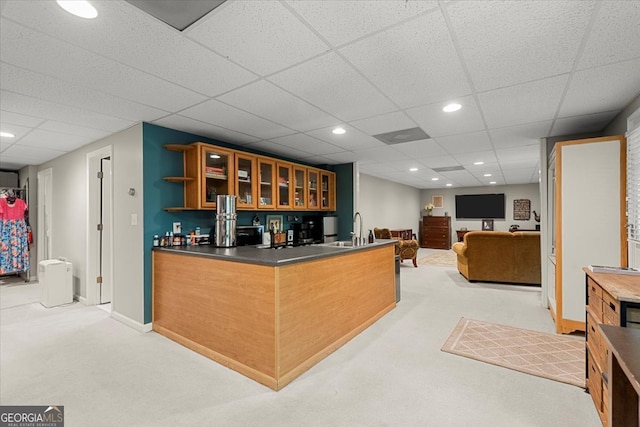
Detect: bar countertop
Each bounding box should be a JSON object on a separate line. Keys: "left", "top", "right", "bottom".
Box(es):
{"left": 152, "top": 239, "right": 397, "bottom": 266}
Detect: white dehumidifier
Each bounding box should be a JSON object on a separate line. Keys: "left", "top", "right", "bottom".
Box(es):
{"left": 39, "top": 259, "right": 73, "bottom": 308}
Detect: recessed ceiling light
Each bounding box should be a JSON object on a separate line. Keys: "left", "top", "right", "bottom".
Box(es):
{"left": 446, "top": 183, "right": 453, "bottom": 187}
{"left": 474, "top": 161, "right": 484, "bottom": 165}
{"left": 0, "top": 132, "right": 15, "bottom": 138}
{"left": 443, "top": 103, "right": 462, "bottom": 113}
{"left": 431, "top": 177, "right": 439, "bottom": 181}
{"left": 484, "top": 173, "right": 492, "bottom": 177}
{"left": 57, "top": 1, "right": 98, "bottom": 19}
{"left": 332, "top": 127, "right": 346, "bottom": 135}
{"left": 409, "top": 167, "right": 418, "bottom": 172}
{"left": 490, "top": 181, "right": 497, "bottom": 184}
{"left": 209, "top": 154, "right": 220, "bottom": 159}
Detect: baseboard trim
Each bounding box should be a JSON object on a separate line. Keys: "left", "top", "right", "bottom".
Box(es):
{"left": 111, "top": 310, "right": 152, "bottom": 333}
{"left": 77, "top": 295, "right": 87, "bottom": 305}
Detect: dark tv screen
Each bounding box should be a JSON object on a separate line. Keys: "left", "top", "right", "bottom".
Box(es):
{"left": 455, "top": 193, "right": 505, "bottom": 219}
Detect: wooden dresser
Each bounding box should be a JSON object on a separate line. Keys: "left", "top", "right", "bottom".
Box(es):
{"left": 421, "top": 216, "right": 451, "bottom": 249}
{"left": 584, "top": 269, "right": 640, "bottom": 426}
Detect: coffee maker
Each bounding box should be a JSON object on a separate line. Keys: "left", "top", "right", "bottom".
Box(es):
{"left": 291, "top": 222, "right": 313, "bottom": 246}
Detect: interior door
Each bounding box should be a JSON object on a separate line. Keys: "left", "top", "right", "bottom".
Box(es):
{"left": 99, "top": 157, "right": 112, "bottom": 304}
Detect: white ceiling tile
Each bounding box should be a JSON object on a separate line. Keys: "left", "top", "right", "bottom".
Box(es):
{"left": 2, "top": 143, "right": 66, "bottom": 165}
{"left": 447, "top": 1, "right": 595, "bottom": 92}
{"left": 268, "top": 52, "right": 397, "bottom": 122}
{"left": 340, "top": 11, "right": 471, "bottom": 108}
{"left": 558, "top": 58, "right": 640, "bottom": 118}
{"left": 406, "top": 96, "right": 485, "bottom": 138}
{"left": 478, "top": 75, "right": 569, "bottom": 128}
{"left": 452, "top": 150, "right": 499, "bottom": 166}
{"left": 383, "top": 159, "right": 431, "bottom": 173}
{"left": 321, "top": 151, "right": 362, "bottom": 164}
{"left": 359, "top": 162, "right": 403, "bottom": 175}
{"left": 244, "top": 140, "right": 313, "bottom": 160}
{"left": 391, "top": 139, "right": 447, "bottom": 158}
{"left": 1, "top": 91, "right": 135, "bottom": 132}
{"left": 489, "top": 121, "right": 552, "bottom": 149}
{"left": 0, "top": 20, "right": 206, "bottom": 111}
{"left": 1, "top": 63, "right": 167, "bottom": 122}
{"left": 268, "top": 134, "right": 342, "bottom": 156}
{"left": 305, "top": 125, "right": 384, "bottom": 151}
{"left": 549, "top": 111, "right": 618, "bottom": 137}
{"left": 188, "top": 1, "right": 329, "bottom": 76}
{"left": 39, "top": 121, "right": 110, "bottom": 140}
{"left": 417, "top": 154, "right": 461, "bottom": 169}
{"left": 435, "top": 131, "right": 492, "bottom": 155}
{"left": 18, "top": 129, "right": 93, "bottom": 152}
{"left": 0, "top": 110, "right": 45, "bottom": 128}
{"left": 286, "top": 0, "right": 438, "bottom": 47}
{"left": 352, "top": 145, "right": 410, "bottom": 163}
{"left": 179, "top": 99, "right": 294, "bottom": 140}
{"left": 0, "top": 123, "right": 32, "bottom": 142}
{"left": 495, "top": 145, "right": 540, "bottom": 168}
{"left": 503, "top": 168, "right": 538, "bottom": 182}
{"left": 297, "top": 154, "right": 336, "bottom": 165}
{"left": 1, "top": 1, "right": 257, "bottom": 97}
{"left": 438, "top": 170, "right": 483, "bottom": 187}
{"left": 348, "top": 111, "right": 417, "bottom": 135}
{"left": 578, "top": 1, "right": 640, "bottom": 70}
{"left": 151, "top": 115, "right": 260, "bottom": 146}
{"left": 218, "top": 80, "right": 339, "bottom": 132}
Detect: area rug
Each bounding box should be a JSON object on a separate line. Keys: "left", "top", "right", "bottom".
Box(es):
{"left": 418, "top": 250, "right": 457, "bottom": 267}
{"left": 441, "top": 318, "right": 585, "bottom": 388}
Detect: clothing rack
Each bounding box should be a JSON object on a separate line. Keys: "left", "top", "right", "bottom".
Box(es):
{"left": 0, "top": 185, "right": 30, "bottom": 281}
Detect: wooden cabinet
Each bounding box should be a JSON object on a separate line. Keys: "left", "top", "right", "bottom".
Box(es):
{"left": 163, "top": 142, "right": 336, "bottom": 212}
{"left": 276, "top": 162, "right": 293, "bottom": 209}
{"left": 308, "top": 169, "right": 319, "bottom": 210}
{"left": 235, "top": 153, "right": 256, "bottom": 209}
{"left": 550, "top": 136, "right": 627, "bottom": 334}
{"left": 320, "top": 171, "right": 335, "bottom": 211}
{"left": 257, "top": 157, "right": 276, "bottom": 209}
{"left": 293, "top": 166, "right": 307, "bottom": 210}
{"left": 421, "top": 216, "right": 451, "bottom": 249}
{"left": 584, "top": 269, "right": 640, "bottom": 427}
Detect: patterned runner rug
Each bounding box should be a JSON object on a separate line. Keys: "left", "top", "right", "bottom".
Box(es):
{"left": 441, "top": 318, "right": 585, "bottom": 388}
{"left": 418, "top": 250, "right": 457, "bottom": 267}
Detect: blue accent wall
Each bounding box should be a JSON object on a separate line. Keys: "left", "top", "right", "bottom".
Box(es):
{"left": 141, "top": 123, "right": 343, "bottom": 323}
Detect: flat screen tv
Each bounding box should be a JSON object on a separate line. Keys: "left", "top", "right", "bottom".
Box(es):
{"left": 455, "top": 193, "right": 505, "bottom": 219}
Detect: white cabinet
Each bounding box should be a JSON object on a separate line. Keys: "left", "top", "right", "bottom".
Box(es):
{"left": 551, "top": 135, "right": 627, "bottom": 334}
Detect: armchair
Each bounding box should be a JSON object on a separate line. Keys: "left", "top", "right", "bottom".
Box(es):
{"left": 374, "top": 227, "right": 419, "bottom": 268}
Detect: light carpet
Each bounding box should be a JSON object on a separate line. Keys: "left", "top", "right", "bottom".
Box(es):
{"left": 441, "top": 318, "right": 585, "bottom": 388}
{"left": 418, "top": 250, "right": 457, "bottom": 267}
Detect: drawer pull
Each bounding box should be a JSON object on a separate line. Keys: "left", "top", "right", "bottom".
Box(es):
{"left": 609, "top": 302, "right": 616, "bottom": 311}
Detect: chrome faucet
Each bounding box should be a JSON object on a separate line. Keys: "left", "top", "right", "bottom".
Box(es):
{"left": 353, "top": 211, "right": 364, "bottom": 245}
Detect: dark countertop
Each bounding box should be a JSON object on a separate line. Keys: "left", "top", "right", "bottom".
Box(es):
{"left": 599, "top": 324, "right": 640, "bottom": 395}
{"left": 153, "top": 239, "right": 397, "bottom": 266}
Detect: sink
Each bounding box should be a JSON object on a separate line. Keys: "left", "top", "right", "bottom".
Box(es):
{"left": 319, "top": 241, "right": 353, "bottom": 248}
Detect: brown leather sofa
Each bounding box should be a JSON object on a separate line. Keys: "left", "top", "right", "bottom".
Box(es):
{"left": 374, "top": 227, "right": 419, "bottom": 267}
{"left": 451, "top": 231, "right": 541, "bottom": 285}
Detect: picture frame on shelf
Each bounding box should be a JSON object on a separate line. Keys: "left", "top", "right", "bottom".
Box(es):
{"left": 266, "top": 215, "right": 284, "bottom": 233}
{"left": 482, "top": 219, "right": 494, "bottom": 231}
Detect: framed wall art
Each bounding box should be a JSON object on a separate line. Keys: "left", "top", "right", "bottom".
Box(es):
{"left": 482, "top": 219, "right": 494, "bottom": 231}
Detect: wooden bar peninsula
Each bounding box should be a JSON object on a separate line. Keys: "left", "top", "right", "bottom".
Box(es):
{"left": 152, "top": 241, "right": 397, "bottom": 390}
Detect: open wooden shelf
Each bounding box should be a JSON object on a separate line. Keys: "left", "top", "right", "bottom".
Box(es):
{"left": 163, "top": 176, "right": 194, "bottom": 183}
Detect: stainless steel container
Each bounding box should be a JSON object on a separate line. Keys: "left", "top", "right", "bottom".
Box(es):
{"left": 214, "top": 195, "right": 237, "bottom": 247}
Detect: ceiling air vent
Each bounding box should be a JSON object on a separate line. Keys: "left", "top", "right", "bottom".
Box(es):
{"left": 125, "top": 0, "right": 226, "bottom": 31}
{"left": 432, "top": 166, "right": 466, "bottom": 172}
{"left": 372, "top": 127, "right": 430, "bottom": 145}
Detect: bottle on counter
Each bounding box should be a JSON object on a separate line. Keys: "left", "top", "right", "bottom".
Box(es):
{"left": 153, "top": 235, "right": 159, "bottom": 247}
{"left": 368, "top": 229, "right": 374, "bottom": 244}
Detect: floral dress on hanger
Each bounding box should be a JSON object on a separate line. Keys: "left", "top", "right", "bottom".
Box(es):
{"left": 0, "top": 197, "right": 30, "bottom": 274}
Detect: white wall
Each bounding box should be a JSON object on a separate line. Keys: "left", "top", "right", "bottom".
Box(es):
{"left": 420, "top": 183, "right": 541, "bottom": 235}
{"left": 358, "top": 173, "right": 421, "bottom": 236}
{"left": 38, "top": 124, "right": 144, "bottom": 325}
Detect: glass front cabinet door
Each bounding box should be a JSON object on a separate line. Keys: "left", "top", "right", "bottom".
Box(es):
{"left": 293, "top": 166, "right": 307, "bottom": 210}
{"left": 201, "top": 145, "right": 234, "bottom": 209}
{"left": 257, "top": 157, "right": 276, "bottom": 209}
{"left": 235, "top": 153, "right": 256, "bottom": 209}
{"left": 320, "top": 171, "right": 335, "bottom": 211}
{"left": 307, "top": 169, "right": 319, "bottom": 210}
{"left": 277, "top": 162, "right": 293, "bottom": 209}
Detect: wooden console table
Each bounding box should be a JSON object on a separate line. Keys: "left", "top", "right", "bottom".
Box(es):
{"left": 599, "top": 325, "right": 640, "bottom": 427}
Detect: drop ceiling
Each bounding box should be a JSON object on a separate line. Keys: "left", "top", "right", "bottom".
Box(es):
{"left": 1, "top": 0, "right": 639, "bottom": 189}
